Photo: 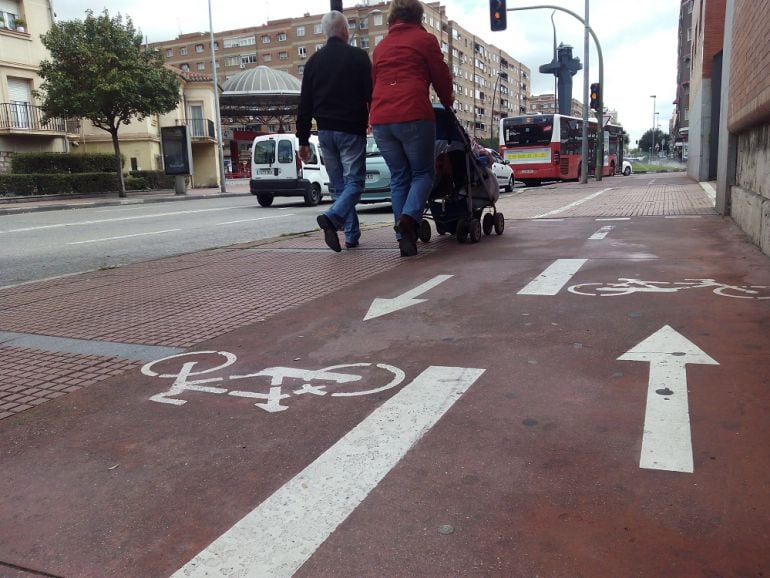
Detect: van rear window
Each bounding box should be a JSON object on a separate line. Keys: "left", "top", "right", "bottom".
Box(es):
{"left": 277, "top": 140, "right": 294, "bottom": 163}
{"left": 254, "top": 141, "right": 275, "bottom": 164}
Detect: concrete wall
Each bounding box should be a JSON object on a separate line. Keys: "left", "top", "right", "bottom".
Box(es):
{"left": 725, "top": 0, "right": 770, "bottom": 257}
{"left": 687, "top": 78, "right": 712, "bottom": 182}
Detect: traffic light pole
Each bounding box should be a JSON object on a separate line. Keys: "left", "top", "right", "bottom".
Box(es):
{"left": 505, "top": 4, "right": 604, "bottom": 181}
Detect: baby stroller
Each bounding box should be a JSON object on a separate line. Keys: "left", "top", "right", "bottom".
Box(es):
{"left": 419, "top": 104, "right": 505, "bottom": 243}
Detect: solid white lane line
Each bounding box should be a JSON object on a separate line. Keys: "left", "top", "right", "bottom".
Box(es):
{"left": 589, "top": 225, "right": 614, "bottom": 240}
{"left": 533, "top": 188, "right": 612, "bottom": 219}
{"left": 0, "top": 206, "right": 240, "bottom": 234}
{"left": 67, "top": 229, "right": 180, "bottom": 245}
{"left": 595, "top": 217, "right": 630, "bottom": 221}
{"left": 517, "top": 259, "right": 588, "bottom": 295}
{"left": 534, "top": 218, "right": 564, "bottom": 222}
{"left": 173, "top": 365, "right": 485, "bottom": 578}
{"left": 217, "top": 213, "right": 296, "bottom": 225}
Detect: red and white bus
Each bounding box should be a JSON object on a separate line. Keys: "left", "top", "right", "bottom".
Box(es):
{"left": 498, "top": 114, "right": 623, "bottom": 186}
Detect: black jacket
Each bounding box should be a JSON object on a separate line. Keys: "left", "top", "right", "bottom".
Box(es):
{"left": 296, "top": 37, "right": 372, "bottom": 145}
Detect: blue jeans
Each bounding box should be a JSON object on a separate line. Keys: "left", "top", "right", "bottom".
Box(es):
{"left": 318, "top": 130, "right": 366, "bottom": 245}
{"left": 372, "top": 120, "right": 435, "bottom": 239}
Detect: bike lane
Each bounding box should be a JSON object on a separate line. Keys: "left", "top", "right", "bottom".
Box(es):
{"left": 1, "top": 209, "right": 769, "bottom": 576}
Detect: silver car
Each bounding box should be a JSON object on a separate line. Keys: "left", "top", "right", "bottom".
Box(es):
{"left": 330, "top": 135, "right": 391, "bottom": 204}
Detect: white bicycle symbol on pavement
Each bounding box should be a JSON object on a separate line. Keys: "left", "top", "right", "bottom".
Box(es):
{"left": 141, "top": 351, "right": 405, "bottom": 413}
{"left": 568, "top": 278, "right": 770, "bottom": 299}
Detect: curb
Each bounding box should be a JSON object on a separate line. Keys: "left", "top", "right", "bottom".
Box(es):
{"left": 0, "top": 191, "right": 253, "bottom": 215}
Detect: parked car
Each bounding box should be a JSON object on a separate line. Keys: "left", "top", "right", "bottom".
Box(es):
{"left": 622, "top": 160, "right": 632, "bottom": 176}
{"left": 485, "top": 148, "right": 515, "bottom": 192}
{"left": 331, "top": 135, "right": 391, "bottom": 204}
{"left": 250, "top": 134, "right": 329, "bottom": 207}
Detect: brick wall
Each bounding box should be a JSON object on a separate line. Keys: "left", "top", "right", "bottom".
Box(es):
{"left": 728, "top": 0, "right": 770, "bottom": 132}
{"left": 701, "top": 0, "right": 726, "bottom": 79}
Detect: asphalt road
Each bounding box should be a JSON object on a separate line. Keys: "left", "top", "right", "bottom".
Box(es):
{"left": 0, "top": 196, "right": 395, "bottom": 287}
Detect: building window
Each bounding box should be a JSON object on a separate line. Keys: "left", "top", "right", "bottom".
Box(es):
{"left": 360, "top": 18, "right": 368, "bottom": 30}
{"left": 279, "top": 51, "right": 288, "bottom": 60}
{"left": 374, "top": 34, "right": 383, "bottom": 45}
{"left": 297, "top": 26, "right": 305, "bottom": 37}
{"left": 373, "top": 14, "right": 383, "bottom": 26}
{"left": 298, "top": 46, "right": 307, "bottom": 58}
{"left": 224, "top": 56, "right": 240, "bottom": 67}
{"left": 314, "top": 23, "right": 322, "bottom": 34}
{"left": 213, "top": 41, "right": 219, "bottom": 51}
{"left": 315, "top": 43, "right": 324, "bottom": 52}
{"left": 277, "top": 32, "right": 287, "bottom": 42}
{"left": 297, "top": 64, "right": 305, "bottom": 75}
{"left": 261, "top": 34, "right": 270, "bottom": 44}
{"left": 197, "top": 62, "right": 205, "bottom": 71}
{"left": 241, "top": 53, "right": 257, "bottom": 65}
{"left": 263, "top": 54, "right": 272, "bottom": 62}
{"left": 165, "top": 48, "right": 173, "bottom": 57}
{"left": 180, "top": 47, "right": 188, "bottom": 55}
{"left": 181, "top": 63, "right": 190, "bottom": 71}
{"left": 195, "top": 43, "right": 204, "bottom": 53}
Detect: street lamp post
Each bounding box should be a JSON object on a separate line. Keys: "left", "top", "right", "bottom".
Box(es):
{"left": 209, "top": 0, "right": 226, "bottom": 193}
{"left": 650, "top": 94, "right": 656, "bottom": 165}
{"left": 506, "top": 4, "right": 604, "bottom": 183}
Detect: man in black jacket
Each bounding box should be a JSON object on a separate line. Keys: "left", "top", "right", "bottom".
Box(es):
{"left": 297, "top": 11, "right": 372, "bottom": 252}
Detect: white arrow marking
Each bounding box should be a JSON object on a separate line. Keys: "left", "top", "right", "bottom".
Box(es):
{"left": 364, "top": 274, "right": 453, "bottom": 320}
{"left": 173, "top": 365, "right": 485, "bottom": 577}
{"left": 618, "top": 325, "right": 718, "bottom": 473}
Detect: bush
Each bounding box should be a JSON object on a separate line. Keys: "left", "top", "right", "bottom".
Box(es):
{"left": 0, "top": 172, "right": 120, "bottom": 196}
{"left": 10, "top": 152, "right": 120, "bottom": 174}
{"left": 129, "top": 170, "right": 175, "bottom": 189}
{"left": 0, "top": 174, "right": 37, "bottom": 196}
{"left": 125, "top": 176, "right": 149, "bottom": 190}
{"left": 36, "top": 173, "right": 74, "bottom": 195}
{"left": 70, "top": 173, "right": 121, "bottom": 193}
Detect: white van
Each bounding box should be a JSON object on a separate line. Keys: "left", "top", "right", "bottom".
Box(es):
{"left": 250, "top": 134, "right": 329, "bottom": 207}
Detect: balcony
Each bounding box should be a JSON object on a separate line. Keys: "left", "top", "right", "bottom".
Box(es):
{"left": 176, "top": 117, "right": 216, "bottom": 141}
{"left": 0, "top": 103, "right": 80, "bottom": 134}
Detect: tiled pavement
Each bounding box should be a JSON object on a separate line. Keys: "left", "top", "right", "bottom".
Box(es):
{"left": 0, "top": 174, "right": 717, "bottom": 421}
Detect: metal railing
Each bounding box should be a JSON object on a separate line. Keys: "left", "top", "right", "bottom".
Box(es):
{"left": 176, "top": 117, "right": 215, "bottom": 139}
{"left": 0, "top": 102, "right": 80, "bottom": 133}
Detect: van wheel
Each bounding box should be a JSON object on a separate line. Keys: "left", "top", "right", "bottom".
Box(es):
{"left": 257, "top": 194, "right": 274, "bottom": 207}
{"left": 304, "top": 184, "right": 322, "bottom": 206}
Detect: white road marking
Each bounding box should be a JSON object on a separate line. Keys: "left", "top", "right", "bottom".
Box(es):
{"left": 532, "top": 188, "right": 612, "bottom": 218}
{"left": 618, "top": 325, "right": 718, "bottom": 473}
{"left": 217, "top": 213, "right": 295, "bottom": 225}
{"left": 699, "top": 181, "right": 717, "bottom": 205}
{"left": 664, "top": 215, "right": 704, "bottom": 219}
{"left": 589, "top": 225, "right": 614, "bottom": 240}
{"left": 0, "top": 206, "right": 239, "bottom": 234}
{"left": 649, "top": 179, "right": 657, "bottom": 184}
{"left": 595, "top": 217, "right": 630, "bottom": 221}
{"left": 364, "top": 275, "right": 453, "bottom": 320}
{"left": 518, "top": 259, "right": 588, "bottom": 295}
{"left": 534, "top": 218, "right": 564, "bottom": 222}
{"left": 67, "top": 229, "right": 180, "bottom": 245}
{"left": 172, "top": 365, "right": 485, "bottom": 578}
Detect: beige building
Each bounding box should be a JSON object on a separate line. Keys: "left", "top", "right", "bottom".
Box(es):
{"left": 0, "top": 0, "right": 78, "bottom": 172}
{"left": 150, "top": 1, "right": 531, "bottom": 142}
{"left": 528, "top": 94, "right": 584, "bottom": 118}
{"left": 75, "top": 68, "right": 222, "bottom": 188}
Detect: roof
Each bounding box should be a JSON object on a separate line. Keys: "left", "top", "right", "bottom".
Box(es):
{"left": 222, "top": 66, "right": 301, "bottom": 96}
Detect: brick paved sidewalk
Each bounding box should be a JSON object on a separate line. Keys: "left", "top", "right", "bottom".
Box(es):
{"left": 0, "top": 175, "right": 716, "bottom": 421}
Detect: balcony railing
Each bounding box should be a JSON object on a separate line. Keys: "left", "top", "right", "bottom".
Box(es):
{"left": 176, "top": 117, "right": 216, "bottom": 140}
{"left": 0, "top": 103, "right": 80, "bottom": 133}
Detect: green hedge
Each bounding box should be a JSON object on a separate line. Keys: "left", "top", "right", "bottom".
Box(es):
{"left": 0, "top": 173, "right": 121, "bottom": 197}
{"left": 129, "top": 170, "right": 176, "bottom": 189}
{"left": 10, "top": 152, "right": 120, "bottom": 174}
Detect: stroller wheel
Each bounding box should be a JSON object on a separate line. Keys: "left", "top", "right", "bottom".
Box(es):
{"left": 494, "top": 213, "right": 505, "bottom": 235}
{"left": 418, "top": 219, "right": 432, "bottom": 243}
{"left": 469, "top": 218, "right": 482, "bottom": 243}
{"left": 456, "top": 219, "right": 469, "bottom": 243}
{"left": 482, "top": 213, "right": 494, "bottom": 236}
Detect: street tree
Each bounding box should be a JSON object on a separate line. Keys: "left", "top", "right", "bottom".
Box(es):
{"left": 638, "top": 128, "right": 670, "bottom": 156}
{"left": 35, "top": 10, "right": 181, "bottom": 196}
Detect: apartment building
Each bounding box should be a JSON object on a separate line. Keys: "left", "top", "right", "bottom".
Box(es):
{"left": 149, "top": 1, "right": 531, "bottom": 141}
{"left": 0, "top": 0, "right": 78, "bottom": 172}
{"left": 528, "top": 94, "right": 584, "bottom": 118}
{"left": 672, "top": 0, "right": 694, "bottom": 162}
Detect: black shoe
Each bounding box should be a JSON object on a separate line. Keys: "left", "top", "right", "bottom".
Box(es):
{"left": 317, "top": 214, "right": 341, "bottom": 252}
{"left": 345, "top": 240, "right": 359, "bottom": 249}
{"left": 396, "top": 214, "right": 418, "bottom": 257}
{"left": 398, "top": 237, "right": 418, "bottom": 257}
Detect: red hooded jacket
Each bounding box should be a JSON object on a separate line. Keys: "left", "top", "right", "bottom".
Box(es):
{"left": 370, "top": 21, "right": 454, "bottom": 125}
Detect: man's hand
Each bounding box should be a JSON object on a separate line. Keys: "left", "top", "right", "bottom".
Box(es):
{"left": 299, "top": 145, "right": 311, "bottom": 163}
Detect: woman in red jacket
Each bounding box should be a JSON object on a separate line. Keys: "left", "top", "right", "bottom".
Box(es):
{"left": 370, "top": 0, "right": 454, "bottom": 257}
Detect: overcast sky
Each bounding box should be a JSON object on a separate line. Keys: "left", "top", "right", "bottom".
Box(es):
{"left": 52, "top": 0, "right": 680, "bottom": 146}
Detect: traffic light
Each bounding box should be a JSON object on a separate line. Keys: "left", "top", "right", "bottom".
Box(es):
{"left": 590, "top": 82, "right": 601, "bottom": 110}
{"left": 490, "top": 0, "right": 507, "bottom": 31}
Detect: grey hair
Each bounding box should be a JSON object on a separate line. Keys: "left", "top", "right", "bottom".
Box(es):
{"left": 321, "top": 10, "right": 348, "bottom": 40}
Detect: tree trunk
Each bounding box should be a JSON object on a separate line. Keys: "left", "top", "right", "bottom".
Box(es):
{"left": 110, "top": 128, "right": 126, "bottom": 198}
